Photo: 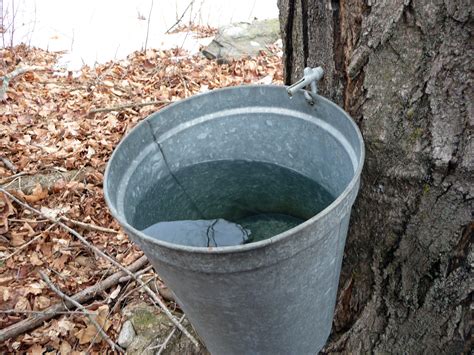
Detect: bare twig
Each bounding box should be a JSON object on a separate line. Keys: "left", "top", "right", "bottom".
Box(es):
{"left": 144, "top": 0, "right": 154, "bottom": 51}
{"left": 59, "top": 216, "right": 118, "bottom": 234}
{"left": 0, "top": 156, "right": 18, "bottom": 173}
{"left": 0, "top": 171, "right": 29, "bottom": 185}
{"left": 39, "top": 270, "right": 125, "bottom": 353}
{"left": 165, "top": 1, "right": 195, "bottom": 34}
{"left": 88, "top": 100, "right": 169, "bottom": 115}
{"left": 1, "top": 65, "right": 47, "bottom": 100}
{"left": 118, "top": 264, "right": 153, "bottom": 283}
{"left": 111, "top": 265, "right": 154, "bottom": 314}
{"left": 8, "top": 218, "right": 49, "bottom": 223}
{"left": 0, "top": 255, "right": 148, "bottom": 343}
{"left": 150, "top": 314, "right": 186, "bottom": 352}
{"left": 0, "top": 309, "right": 92, "bottom": 315}
{"left": 0, "top": 188, "right": 200, "bottom": 349}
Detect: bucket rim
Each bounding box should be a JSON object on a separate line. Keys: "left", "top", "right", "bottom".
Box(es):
{"left": 104, "top": 84, "right": 365, "bottom": 254}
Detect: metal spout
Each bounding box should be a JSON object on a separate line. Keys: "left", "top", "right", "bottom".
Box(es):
{"left": 287, "top": 67, "right": 324, "bottom": 97}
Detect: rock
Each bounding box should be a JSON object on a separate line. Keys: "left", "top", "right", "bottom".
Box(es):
{"left": 121, "top": 302, "right": 209, "bottom": 355}
{"left": 117, "top": 320, "right": 136, "bottom": 349}
{"left": 201, "top": 19, "right": 280, "bottom": 61}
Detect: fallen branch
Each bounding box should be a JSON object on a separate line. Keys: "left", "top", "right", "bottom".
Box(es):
{"left": 59, "top": 216, "right": 118, "bottom": 234}
{"left": 0, "top": 254, "right": 148, "bottom": 343}
{"left": 119, "top": 264, "right": 153, "bottom": 282}
{"left": 0, "top": 188, "right": 200, "bottom": 349}
{"left": 88, "top": 100, "right": 169, "bottom": 115}
{"left": 39, "top": 270, "right": 125, "bottom": 353}
{"left": 0, "top": 172, "right": 29, "bottom": 186}
{"left": 0, "top": 156, "right": 18, "bottom": 173}
{"left": 0, "top": 167, "right": 96, "bottom": 194}
{"left": 1, "top": 65, "right": 47, "bottom": 101}
{"left": 0, "top": 309, "right": 92, "bottom": 316}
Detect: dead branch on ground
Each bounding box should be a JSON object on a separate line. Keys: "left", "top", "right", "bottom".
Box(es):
{"left": 0, "top": 188, "right": 200, "bottom": 349}
{"left": 88, "top": 100, "right": 169, "bottom": 115}
{"left": 59, "top": 216, "right": 118, "bottom": 234}
{"left": 1, "top": 65, "right": 48, "bottom": 100}
{"left": 0, "top": 167, "right": 95, "bottom": 194}
{"left": 0, "top": 255, "right": 148, "bottom": 342}
{"left": 39, "top": 270, "right": 125, "bottom": 353}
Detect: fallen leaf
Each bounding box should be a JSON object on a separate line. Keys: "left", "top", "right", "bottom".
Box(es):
{"left": 15, "top": 296, "right": 31, "bottom": 311}
{"left": 57, "top": 318, "right": 76, "bottom": 336}
{"left": 0, "top": 192, "right": 14, "bottom": 234}
{"left": 75, "top": 305, "right": 111, "bottom": 344}
{"left": 33, "top": 295, "right": 51, "bottom": 310}
{"left": 30, "top": 251, "right": 43, "bottom": 266}
{"left": 23, "top": 183, "right": 48, "bottom": 203}
{"left": 10, "top": 231, "right": 26, "bottom": 246}
{"left": 40, "top": 206, "right": 68, "bottom": 219}
{"left": 102, "top": 80, "right": 115, "bottom": 88}
{"left": 108, "top": 285, "right": 121, "bottom": 301}
{"left": 27, "top": 344, "right": 44, "bottom": 355}
{"left": 110, "top": 88, "right": 123, "bottom": 96}
{"left": 59, "top": 341, "right": 72, "bottom": 354}
{"left": 24, "top": 282, "right": 44, "bottom": 296}
{"left": 0, "top": 276, "right": 13, "bottom": 285}
{"left": 52, "top": 253, "right": 69, "bottom": 269}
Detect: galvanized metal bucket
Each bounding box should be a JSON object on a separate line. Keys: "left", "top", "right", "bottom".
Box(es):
{"left": 104, "top": 78, "right": 364, "bottom": 354}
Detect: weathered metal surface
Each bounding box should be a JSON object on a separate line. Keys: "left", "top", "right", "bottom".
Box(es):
{"left": 104, "top": 85, "right": 364, "bottom": 354}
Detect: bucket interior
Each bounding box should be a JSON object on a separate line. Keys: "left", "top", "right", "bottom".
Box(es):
{"left": 106, "top": 86, "right": 361, "bottom": 245}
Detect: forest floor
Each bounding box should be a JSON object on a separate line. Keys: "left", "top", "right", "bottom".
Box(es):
{"left": 0, "top": 26, "right": 283, "bottom": 354}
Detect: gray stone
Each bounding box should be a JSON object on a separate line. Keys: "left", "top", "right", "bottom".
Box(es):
{"left": 121, "top": 302, "right": 208, "bottom": 355}
{"left": 117, "top": 320, "right": 136, "bottom": 349}
{"left": 201, "top": 19, "right": 280, "bottom": 61}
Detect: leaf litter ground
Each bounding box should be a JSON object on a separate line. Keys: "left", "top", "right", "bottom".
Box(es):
{"left": 0, "top": 30, "right": 283, "bottom": 354}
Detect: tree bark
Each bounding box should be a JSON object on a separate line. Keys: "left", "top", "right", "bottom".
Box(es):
{"left": 278, "top": 0, "right": 472, "bottom": 353}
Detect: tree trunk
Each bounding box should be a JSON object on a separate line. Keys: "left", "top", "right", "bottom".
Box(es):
{"left": 278, "top": 0, "right": 472, "bottom": 353}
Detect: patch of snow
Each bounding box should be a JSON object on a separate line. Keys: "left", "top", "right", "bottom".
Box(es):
{"left": 2, "top": 0, "right": 278, "bottom": 71}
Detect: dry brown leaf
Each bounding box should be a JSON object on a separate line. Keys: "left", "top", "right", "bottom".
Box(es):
{"left": 1, "top": 286, "right": 11, "bottom": 301}
{"left": 59, "top": 341, "right": 72, "bottom": 355}
{"left": 24, "top": 282, "right": 44, "bottom": 296}
{"left": 75, "top": 255, "right": 94, "bottom": 268}
{"left": 52, "top": 253, "right": 69, "bottom": 269}
{"left": 108, "top": 285, "right": 121, "bottom": 301}
{"left": 27, "top": 344, "right": 45, "bottom": 355}
{"left": 57, "top": 318, "right": 76, "bottom": 336}
{"left": 122, "top": 251, "right": 140, "bottom": 266}
{"left": 10, "top": 231, "right": 27, "bottom": 246}
{"left": 0, "top": 276, "right": 13, "bottom": 286}
{"left": 110, "top": 88, "right": 124, "bottom": 97}
{"left": 33, "top": 295, "right": 51, "bottom": 310}
{"left": 75, "top": 304, "right": 112, "bottom": 344}
{"left": 0, "top": 192, "right": 14, "bottom": 234}
{"left": 102, "top": 80, "right": 115, "bottom": 88}
{"left": 23, "top": 183, "right": 48, "bottom": 203}
{"left": 14, "top": 296, "right": 31, "bottom": 311}
{"left": 30, "top": 251, "right": 43, "bottom": 266}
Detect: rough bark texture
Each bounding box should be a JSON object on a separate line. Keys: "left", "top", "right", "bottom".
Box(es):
{"left": 278, "top": 0, "right": 472, "bottom": 353}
